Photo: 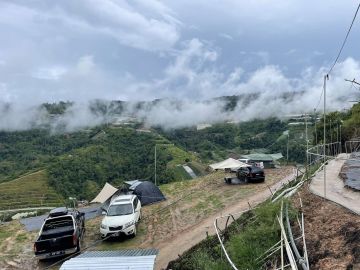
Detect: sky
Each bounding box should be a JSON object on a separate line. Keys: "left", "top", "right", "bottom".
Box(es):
{"left": 0, "top": 0, "right": 360, "bottom": 131}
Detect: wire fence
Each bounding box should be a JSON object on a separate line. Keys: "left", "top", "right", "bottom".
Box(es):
{"left": 307, "top": 140, "right": 360, "bottom": 163}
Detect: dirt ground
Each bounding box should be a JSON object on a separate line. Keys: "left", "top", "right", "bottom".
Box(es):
{"left": 0, "top": 167, "right": 294, "bottom": 269}
{"left": 294, "top": 186, "right": 360, "bottom": 270}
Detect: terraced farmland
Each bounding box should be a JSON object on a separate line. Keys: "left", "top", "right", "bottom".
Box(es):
{"left": 0, "top": 170, "right": 64, "bottom": 210}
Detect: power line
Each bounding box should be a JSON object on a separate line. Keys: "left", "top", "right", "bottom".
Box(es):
{"left": 327, "top": 3, "right": 360, "bottom": 75}
{"left": 315, "top": 2, "right": 360, "bottom": 113}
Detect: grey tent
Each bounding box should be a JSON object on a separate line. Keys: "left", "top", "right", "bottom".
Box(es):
{"left": 125, "top": 180, "right": 166, "bottom": 206}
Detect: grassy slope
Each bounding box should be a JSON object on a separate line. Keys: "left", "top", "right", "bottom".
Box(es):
{"left": 0, "top": 170, "right": 64, "bottom": 210}
{"left": 85, "top": 167, "right": 293, "bottom": 251}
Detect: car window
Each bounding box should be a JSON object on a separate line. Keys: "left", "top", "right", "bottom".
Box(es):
{"left": 107, "top": 204, "right": 133, "bottom": 216}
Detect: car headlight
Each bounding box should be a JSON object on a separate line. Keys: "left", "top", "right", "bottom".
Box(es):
{"left": 100, "top": 223, "right": 108, "bottom": 229}
{"left": 124, "top": 221, "right": 135, "bottom": 228}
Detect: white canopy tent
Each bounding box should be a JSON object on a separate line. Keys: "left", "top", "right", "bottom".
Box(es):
{"left": 209, "top": 158, "right": 248, "bottom": 171}
{"left": 90, "top": 182, "right": 118, "bottom": 204}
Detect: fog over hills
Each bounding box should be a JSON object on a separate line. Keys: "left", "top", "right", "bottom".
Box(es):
{"left": 1, "top": 73, "right": 359, "bottom": 132}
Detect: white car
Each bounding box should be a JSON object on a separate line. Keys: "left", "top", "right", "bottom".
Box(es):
{"left": 100, "top": 194, "right": 141, "bottom": 238}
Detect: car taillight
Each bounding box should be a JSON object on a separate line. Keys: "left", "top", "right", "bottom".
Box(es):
{"left": 73, "top": 234, "right": 77, "bottom": 245}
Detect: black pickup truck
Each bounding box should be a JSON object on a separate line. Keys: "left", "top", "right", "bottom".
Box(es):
{"left": 34, "top": 207, "right": 85, "bottom": 260}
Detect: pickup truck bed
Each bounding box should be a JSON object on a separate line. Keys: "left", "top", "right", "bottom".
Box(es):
{"left": 34, "top": 208, "right": 84, "bottom": 260}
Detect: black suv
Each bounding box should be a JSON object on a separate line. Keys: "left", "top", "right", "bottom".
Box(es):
{"left": 236, "top": 166, "right": 265, "bottom": 183}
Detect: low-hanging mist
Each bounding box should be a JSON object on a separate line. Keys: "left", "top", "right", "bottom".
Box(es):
{"left": 0, "top": 57, "right": 359, "bottom": 132}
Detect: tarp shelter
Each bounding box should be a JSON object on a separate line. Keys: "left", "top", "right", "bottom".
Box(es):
{"left": 91, "top": 182, "right": 118, "bottom": 204}
{"left": 209, "top": 158, "right": 248, "bottom": 171}
{"left": 125, "top": 180, "right": 166, "bottom": 206}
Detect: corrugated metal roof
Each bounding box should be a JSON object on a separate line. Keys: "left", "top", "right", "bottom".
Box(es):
{"left": 78, "top": 249, "right": 158, "bottom": 258}
{"left": 241, "top": 153, "right": 283, "bottom": 161}
{"left": 60, "top": 249, "right": 158, "bottom": 270}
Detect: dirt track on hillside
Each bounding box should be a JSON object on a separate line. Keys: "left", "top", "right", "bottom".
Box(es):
{"left": 154, "top": 169, "right": 296, "bottom": 269}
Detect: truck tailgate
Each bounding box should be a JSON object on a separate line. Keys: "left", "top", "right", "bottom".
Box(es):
{"left": 35, "top": 235, "right": 74, "bottom": 254}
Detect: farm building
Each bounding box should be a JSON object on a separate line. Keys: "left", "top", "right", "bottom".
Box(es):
{"left": 239, "top": 153, "right": 283, "bottom": 168}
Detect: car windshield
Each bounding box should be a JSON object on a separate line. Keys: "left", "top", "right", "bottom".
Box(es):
{"left": 107, "top": 204, "right": 133, "bottom": 216}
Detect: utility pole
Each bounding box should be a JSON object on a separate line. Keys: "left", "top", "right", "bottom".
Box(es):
{"left": 314, "top": 109, "right": 318, "bottom": 145}
{"left": 340, "top": 124, "right": 342, "bottom": 153}
{"left": 345, "top": 78, "right": 360, "bottom": 87}
{"left": 305, "top": 113, "right": 309, "bottom": 179}
{"left": 330, "top": 119, "right": 333, "bottom": 156}
{"left": 154, "top": 145, "right": 157, "bottom": 186}
{"left": 337, "top": 124, "right": 339, "bottom": 155}
{"left": 323, "top": 75, "right": 327, "bottom": 198}
{"left": 286, "top": 132, "right": 289, "bottom": 164}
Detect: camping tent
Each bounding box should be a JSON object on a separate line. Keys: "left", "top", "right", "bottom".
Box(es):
{"left": 90, "top": 182, "right": 118, "bottom": 204}
{"left": 209, "top": 158, "right": 248, "bottom": 171}
{"left": 125, "top": 180, "right": 166, "bottom": 206}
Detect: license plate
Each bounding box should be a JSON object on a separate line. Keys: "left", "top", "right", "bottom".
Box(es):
{"left": 50, "top": 251, "right": 64, "bottom": 256}
{"left": 113, "top": 232, "right": 120, "bottom": 237}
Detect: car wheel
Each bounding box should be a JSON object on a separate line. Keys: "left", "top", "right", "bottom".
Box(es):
{"left": 131, "top": 226, "right": 137, "bottom": 238}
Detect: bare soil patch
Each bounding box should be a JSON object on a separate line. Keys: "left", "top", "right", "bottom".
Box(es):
{"left": 295, "top": 186, "right": 360, "bottom": 270}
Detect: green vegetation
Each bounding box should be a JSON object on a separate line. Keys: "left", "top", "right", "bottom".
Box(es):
{"left": 0, "top": 128, "right": 92, "bottom": 182}
{"left": 0, "top": 125, "right": 202, "bottom": 201}
{"left": 312, "top": 104, "right": 360, "bottom": 146}
{"left": 158, "top": 118, "right": 300, "bottom": 162}
{"left": 0, "top": 171, "right": 64, "bottom": 210}
{"left": 0, "top": 112, "right": 325, "bottom": 202}
{"left": 168, "top": 199, "right": 296, "bottom": 270}
{"left": 47, "top": 128, "right": 199, "bottom": 199}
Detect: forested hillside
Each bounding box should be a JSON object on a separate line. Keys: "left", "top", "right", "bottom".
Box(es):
{"left": 158, "top": 118, "right": 290, "bottom": 161}
{"left": 4, "top": 108, "right": 348, "bottom": 201}
{"left": 0, "top": 126, "right": 197, "bottom": 200}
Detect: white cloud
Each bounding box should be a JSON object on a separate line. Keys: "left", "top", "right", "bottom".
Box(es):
{"left": 219, "top": 33, "right": 233, "bottom": 40}
{"left": 76, "top": 55, "right": 95, "bottom": 75}
{"left": 32, "top": 66, "right": 67, "bottom": 80}
{"left": 1, "top": 0, "right": 181, "bottom": 52}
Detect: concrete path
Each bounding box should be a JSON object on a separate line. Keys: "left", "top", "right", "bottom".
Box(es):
{"left": 310, "top": 153, "right": 360, "bottom": 215}
{"left": 182, "top": 165, "right": 197, "bottom": 178}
